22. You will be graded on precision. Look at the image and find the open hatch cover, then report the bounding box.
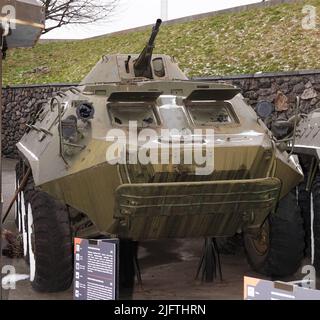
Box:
[186,88,241,102]
[108,91,163,102]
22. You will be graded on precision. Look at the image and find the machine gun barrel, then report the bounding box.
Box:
[134,19,162,78]
[147,18,162,46]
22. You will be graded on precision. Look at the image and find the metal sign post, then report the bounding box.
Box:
[0,0,44,300]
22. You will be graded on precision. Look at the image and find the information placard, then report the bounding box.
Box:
[74,238,119,300]
[244,276,320,300]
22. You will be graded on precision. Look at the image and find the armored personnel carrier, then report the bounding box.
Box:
[287,106,320,273]
[14,20,305,293]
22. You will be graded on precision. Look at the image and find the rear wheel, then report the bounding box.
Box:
[244,192,305,277]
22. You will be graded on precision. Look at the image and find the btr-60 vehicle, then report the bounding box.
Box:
[285,106,320,274]
[14,20,304,292]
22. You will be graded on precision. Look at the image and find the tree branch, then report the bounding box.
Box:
[40,0,119,34]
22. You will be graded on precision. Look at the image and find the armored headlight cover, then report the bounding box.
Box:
[76,103,95,120]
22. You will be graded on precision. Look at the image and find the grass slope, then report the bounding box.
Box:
[4,0,320,85]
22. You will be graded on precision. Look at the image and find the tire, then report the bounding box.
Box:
[20,171,73,292]
[312,172,320,273]
[244,192,305,277]
[297,155,312,257]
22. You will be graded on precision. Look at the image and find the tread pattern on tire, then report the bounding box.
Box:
[245,192,305,277]
[23,173,73,293]
[297,155,312,256]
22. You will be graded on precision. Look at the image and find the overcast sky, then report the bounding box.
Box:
[42,0,260,39]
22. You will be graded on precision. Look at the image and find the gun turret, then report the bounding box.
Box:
[134,19,162,79]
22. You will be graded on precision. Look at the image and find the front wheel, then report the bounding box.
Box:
[27,191,73,292]
[18,170,73,292]
[244,192,305,277]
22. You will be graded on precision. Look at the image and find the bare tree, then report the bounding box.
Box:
[40,0,120,34]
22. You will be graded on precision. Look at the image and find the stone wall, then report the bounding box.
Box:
[2,84,75,157]
[199,70,320,120]
[2,69,320,158]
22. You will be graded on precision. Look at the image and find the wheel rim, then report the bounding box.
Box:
[249,221,270,256]
[27,203,36,282]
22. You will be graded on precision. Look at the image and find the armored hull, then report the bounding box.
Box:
[291,108,320,162]
[17,78,302,240]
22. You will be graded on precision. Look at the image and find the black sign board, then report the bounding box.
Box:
[74,238,119,300]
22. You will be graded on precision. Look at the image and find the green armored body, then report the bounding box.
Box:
[15,20,305,292]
